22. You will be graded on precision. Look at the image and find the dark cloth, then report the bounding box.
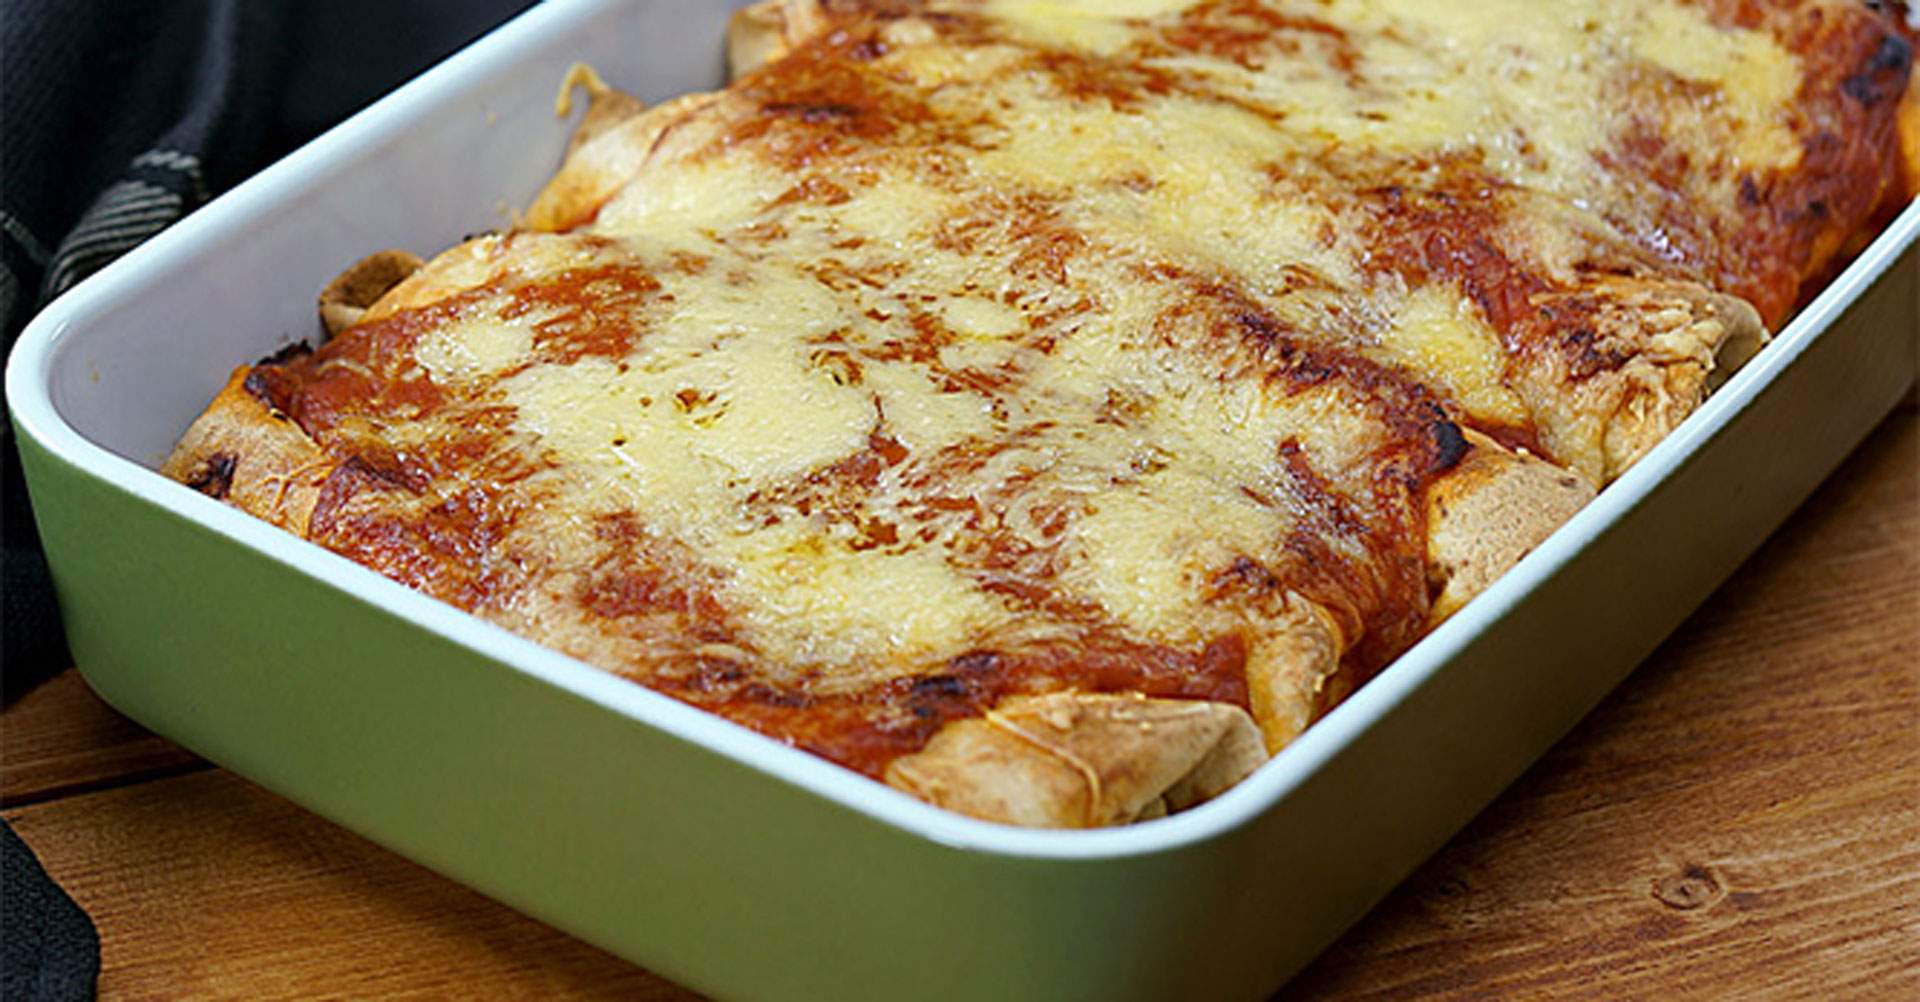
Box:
[1,2,533,995]
[1,820,99,1002]
[2,0,535,696]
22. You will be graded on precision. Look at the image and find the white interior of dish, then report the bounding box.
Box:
[11,0,1919,860]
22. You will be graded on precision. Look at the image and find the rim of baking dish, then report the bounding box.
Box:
[9,0,1919,861]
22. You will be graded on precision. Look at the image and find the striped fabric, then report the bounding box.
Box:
[40,155,197,300]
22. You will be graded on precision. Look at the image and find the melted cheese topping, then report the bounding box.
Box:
[418,0,1814,666]
[415,223,1315,671]
[268,0,1904,774]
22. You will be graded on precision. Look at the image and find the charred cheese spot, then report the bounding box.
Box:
[183,452,238,499]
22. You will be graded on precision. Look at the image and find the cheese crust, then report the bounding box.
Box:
[164,0,1914,827]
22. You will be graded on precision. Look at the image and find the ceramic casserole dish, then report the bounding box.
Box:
[9,1,1919,999]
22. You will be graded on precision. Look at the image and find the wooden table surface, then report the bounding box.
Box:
[5,407,1915,1001]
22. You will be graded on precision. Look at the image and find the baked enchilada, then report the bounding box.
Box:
[164,0,1917,826]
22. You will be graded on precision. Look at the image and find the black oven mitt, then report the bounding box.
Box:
[1,819,98,1002]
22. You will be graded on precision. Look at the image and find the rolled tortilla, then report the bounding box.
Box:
[524,73,723,233]
[1424,430,1597,625]
[1522,278,1765,484]
[161,367,334,536]
[1244,597,1348,754]
[884,691,1268,828]
[318,249,424,337]
[728,0,831,78]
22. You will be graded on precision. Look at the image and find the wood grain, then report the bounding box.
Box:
[1,668,204,807]
[5,770,695,1001]
[1,412,1913,1000]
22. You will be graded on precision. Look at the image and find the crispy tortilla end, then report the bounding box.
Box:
[1425,431,1597,625]
[525,83,724,233]
[318,249,425,337]
[161,367,333,535]
[728,0,832,78]
[1244,598,1349,754]
[885,692,1268,828]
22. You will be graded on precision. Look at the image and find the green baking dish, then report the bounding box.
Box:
[10,1,1918,998]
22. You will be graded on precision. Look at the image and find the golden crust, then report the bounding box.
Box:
[727,0,832,79]
[161,368,333,536]
[883,691,1267,828]
[523,89,729,233]
[1424,432,1597,625]
[554,63,648,158]
[357,236,505,323]
[1243,598,1347,755]
[1520,279,1766,483]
